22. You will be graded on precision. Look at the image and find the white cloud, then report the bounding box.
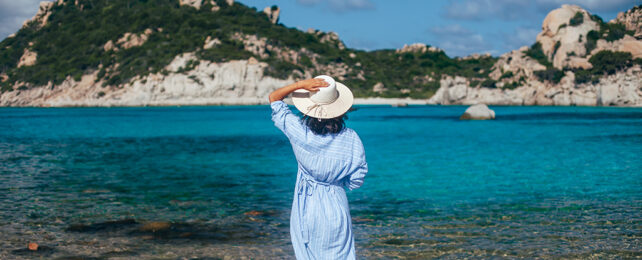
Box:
[429,24,496,57]
[503,26,540,49]
[430,24,471,36]
[444,0,638,21]
[535,0,637,12]
[295,0,375,12]
[444,0,532,21]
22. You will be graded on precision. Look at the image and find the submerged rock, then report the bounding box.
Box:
[460,104,495,120]
[244,210,265,216]
[66,219,138,232]
[139,221,171,232]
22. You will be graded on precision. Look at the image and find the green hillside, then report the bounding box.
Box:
[0,0,496,98]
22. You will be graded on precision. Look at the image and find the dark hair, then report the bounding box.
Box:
[304,114,347,135]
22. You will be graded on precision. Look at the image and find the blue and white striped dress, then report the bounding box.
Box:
[270,101,368,259]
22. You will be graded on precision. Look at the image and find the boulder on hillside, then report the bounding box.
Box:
[372,82,386,93]
[489,46,547,81]
[22,1,54,29]
[17,49,37,68]
[263,6,280,24]
[535,5,600,69]
[179,0,220,10]
[396,43,441,53]
[460,104,495,120]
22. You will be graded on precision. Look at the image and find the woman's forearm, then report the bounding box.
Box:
[269,82,301,103]
[269,78,329,103]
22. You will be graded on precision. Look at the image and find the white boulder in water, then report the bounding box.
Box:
[460,104,495,120]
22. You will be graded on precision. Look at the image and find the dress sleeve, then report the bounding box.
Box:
[270,100,305,140]
[347,131,368,190]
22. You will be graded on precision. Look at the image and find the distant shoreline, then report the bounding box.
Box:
[2,97,642,108]
[0,97,430,107]
[353,97,428,105]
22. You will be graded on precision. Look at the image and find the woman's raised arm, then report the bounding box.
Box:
[268,78,329,103]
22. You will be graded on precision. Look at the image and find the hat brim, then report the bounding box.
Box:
[291,82,354,119]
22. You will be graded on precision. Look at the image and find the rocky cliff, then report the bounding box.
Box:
[0,1,640,107]
[429,5,642,107]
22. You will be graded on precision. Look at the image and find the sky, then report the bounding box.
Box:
[0,0,639,57]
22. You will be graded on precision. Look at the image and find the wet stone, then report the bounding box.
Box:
[28,242,38,250]
[139,221,171,232]
[244,210,264,216]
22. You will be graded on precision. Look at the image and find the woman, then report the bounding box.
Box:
[269,75,368,259]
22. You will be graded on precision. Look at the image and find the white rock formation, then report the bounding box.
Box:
[231,32,270,59]
[118,29,153,49]
[535,5,600,69]
[104,29,155,51]
[0,52,293,107]
[319,32,345,50]
[489,46,547,82]
[595,67,642,106]
[203,36,221,49]
[460,104,495,120]
[592,35,642,59]
[372,82,386,93]
[103,40,117,51]
[459,53,491,60]
[17,49,37,68]
[263,6,280,24]
[179,0,219,10]
[428,66,642,107]
[22,1,54,29]
[396,43,441,53]
[427,5,642,107]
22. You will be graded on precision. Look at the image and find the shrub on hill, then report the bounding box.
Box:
[601,23,632,42]
[589,50,633,74]
[574,50,634,84]
[569,12,584,26]
[524,42,553,68]
[534,68,564,84]
[585,30,600,54]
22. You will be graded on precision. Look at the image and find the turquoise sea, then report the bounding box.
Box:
[1,105,640,259]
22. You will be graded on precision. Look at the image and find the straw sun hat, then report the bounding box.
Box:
[291,75,354,119]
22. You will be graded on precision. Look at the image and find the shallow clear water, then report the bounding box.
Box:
[1,105,640,258]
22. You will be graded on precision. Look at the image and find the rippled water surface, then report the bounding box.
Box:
[1,105,641,259]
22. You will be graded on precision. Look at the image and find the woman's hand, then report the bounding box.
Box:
[268,78,330,103]
[298,78,329,92]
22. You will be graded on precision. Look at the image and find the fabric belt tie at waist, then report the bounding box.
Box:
[297,174,340,196]
[297,173,342,244]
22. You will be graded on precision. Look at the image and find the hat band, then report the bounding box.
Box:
[291,90,339,105]
[306,103,327,118]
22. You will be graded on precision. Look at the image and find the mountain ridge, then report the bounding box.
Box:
[0,0,640,106]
